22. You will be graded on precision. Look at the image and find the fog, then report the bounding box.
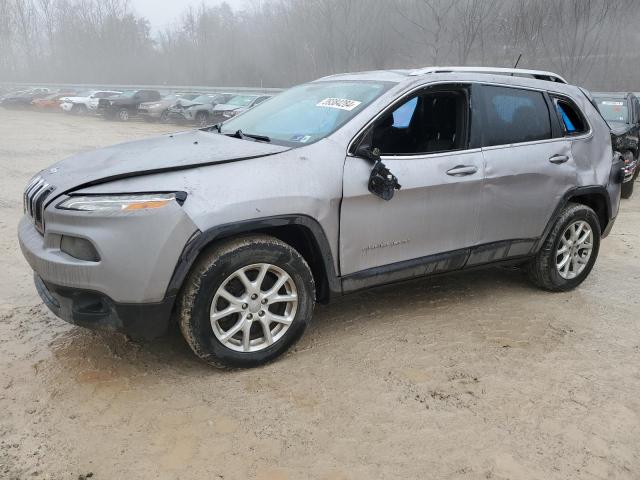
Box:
[1,0,639,90]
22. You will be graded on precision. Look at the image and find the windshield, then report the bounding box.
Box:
[595,97,629,123]
[226,95,258,107]
[219,81,394,145]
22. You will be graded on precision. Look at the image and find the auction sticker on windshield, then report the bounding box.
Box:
[316,98,362,111]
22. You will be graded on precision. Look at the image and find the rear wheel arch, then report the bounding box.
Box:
[567,190,609,232]
[167,216,341,305]
[537,187,610,252]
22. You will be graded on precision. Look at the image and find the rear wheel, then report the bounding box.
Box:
[118,108,130,121]
[526,203,600,292]
[178,235,315,368]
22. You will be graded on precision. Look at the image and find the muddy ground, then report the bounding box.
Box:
[0,109,639,480]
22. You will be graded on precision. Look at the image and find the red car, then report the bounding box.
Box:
[31,92,76,110]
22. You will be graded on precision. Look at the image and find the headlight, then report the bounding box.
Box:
[57,193,183,212]
[222,110,237,118]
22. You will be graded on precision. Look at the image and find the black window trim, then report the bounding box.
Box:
[550,93,591,138]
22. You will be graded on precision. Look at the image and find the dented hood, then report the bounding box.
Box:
[36,129,290,197]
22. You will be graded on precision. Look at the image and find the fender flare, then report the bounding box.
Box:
[535,185,612,252]
[164,214,342,301]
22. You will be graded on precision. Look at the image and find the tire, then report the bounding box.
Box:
[621,179,635,199]
[118,108,130,121]
[621,151,636,199]
[160,110,170,123]
[72,104,87,115]
[526,202,600,292]
[178,234,315,368]
[195,111,209,127]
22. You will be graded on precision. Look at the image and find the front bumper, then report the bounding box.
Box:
[18,201,198,304]
[138,108,162,119]
[35,274,174,339]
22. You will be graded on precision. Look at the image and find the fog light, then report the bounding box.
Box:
[60,235,100,262]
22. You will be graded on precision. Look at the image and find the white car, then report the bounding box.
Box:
[60,90,122,115]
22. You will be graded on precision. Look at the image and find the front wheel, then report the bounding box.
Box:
[178,235,315,368]
[621,179,635,199]
[526,203,600,292]
[195,111,209,127]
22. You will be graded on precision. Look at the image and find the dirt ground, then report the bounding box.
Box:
[0,109,639,480]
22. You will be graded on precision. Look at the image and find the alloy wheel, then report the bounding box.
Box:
[210,263,298,352]
[555,220,593,279]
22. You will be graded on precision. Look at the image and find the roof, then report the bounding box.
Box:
[314,66,583,97]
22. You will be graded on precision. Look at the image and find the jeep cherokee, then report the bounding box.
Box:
[18,67,623,368]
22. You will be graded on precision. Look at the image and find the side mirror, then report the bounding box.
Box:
[355,142,401,201]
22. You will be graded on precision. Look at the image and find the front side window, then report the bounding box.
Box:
[220,81,394,146]
[370,89,468,155]
[481,85,551,147]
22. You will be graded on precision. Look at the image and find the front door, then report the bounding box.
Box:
[340,84,485,276]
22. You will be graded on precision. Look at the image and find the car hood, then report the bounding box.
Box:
[608,121,631,135]
[213,104,243,112]
[35,130,290,199]
[140,99,172,109]
[60,96,90,103]
[174,98,206,108]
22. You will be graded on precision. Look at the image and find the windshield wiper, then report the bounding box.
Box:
[224,129,271,143]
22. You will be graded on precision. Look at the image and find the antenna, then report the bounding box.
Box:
[513,54,523,69]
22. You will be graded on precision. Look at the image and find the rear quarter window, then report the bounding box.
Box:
[481,85,552,147]
[553,97,589,136]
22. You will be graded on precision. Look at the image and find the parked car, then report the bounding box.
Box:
[60,90,122,115]
[97,90,162,121]
[1,88,51,109]
[593,92,640,198]
[19,67,623,368]
[208,94,272,125]
[167,93,233,126]
[31,92,77,111]
[138,93,201,123]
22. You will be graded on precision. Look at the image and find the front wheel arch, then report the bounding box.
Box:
[166,216,341,306]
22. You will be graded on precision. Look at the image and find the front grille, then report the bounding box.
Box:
[23,176,55,233]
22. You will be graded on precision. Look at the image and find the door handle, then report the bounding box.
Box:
[446,165,478,176]
[549,154,570,164]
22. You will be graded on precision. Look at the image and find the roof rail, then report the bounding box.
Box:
[408,66,568,84]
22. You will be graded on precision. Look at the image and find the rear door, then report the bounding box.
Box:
[340,83,485,275]
[477,84,576,245]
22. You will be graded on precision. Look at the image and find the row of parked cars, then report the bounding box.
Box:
[0,86,273,127]
[1,84,638,199]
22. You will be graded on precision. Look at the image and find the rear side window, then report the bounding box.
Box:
[481,85,551,147]
[554,97,588,135]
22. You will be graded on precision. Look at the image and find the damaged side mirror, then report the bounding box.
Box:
[355,141,401,201]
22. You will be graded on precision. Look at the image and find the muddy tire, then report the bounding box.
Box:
[178,235,315,368]
[526,203,600,292]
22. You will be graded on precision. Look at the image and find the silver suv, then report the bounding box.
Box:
[19,67,623,368]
